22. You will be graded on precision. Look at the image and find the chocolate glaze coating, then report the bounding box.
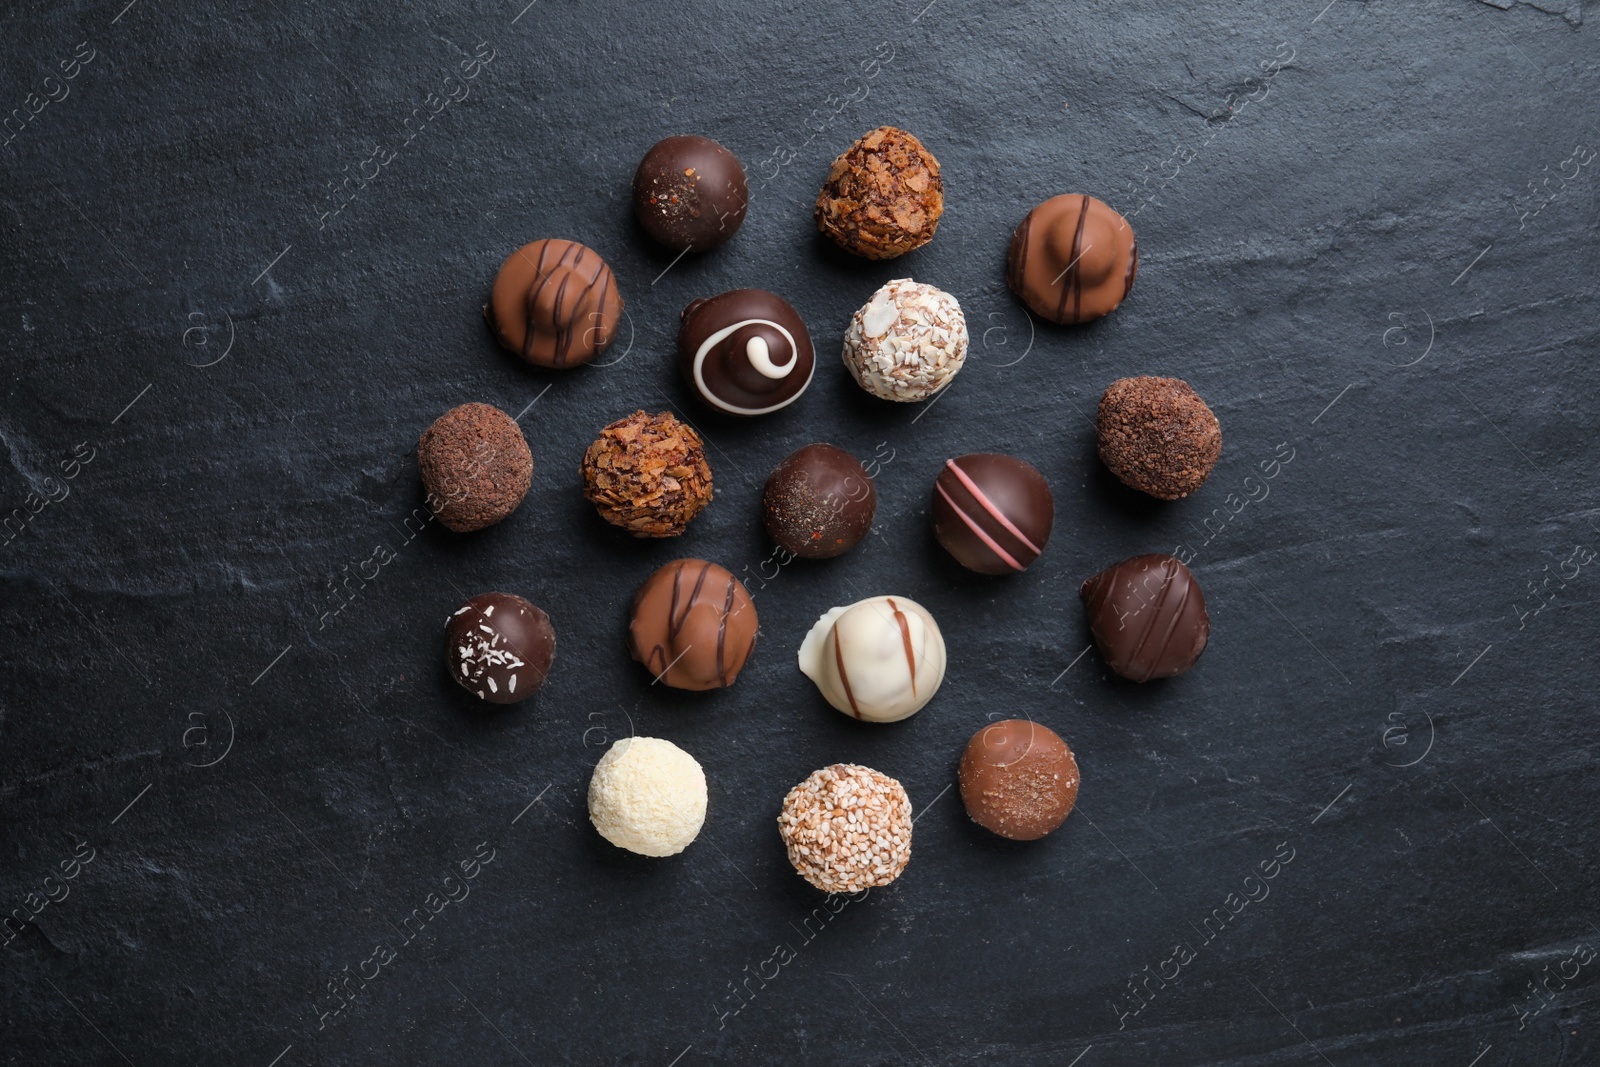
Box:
[762,443,876,559]
[416,402,533,533]
[679,289,815,416]
[1080,553,1209,682]
[487,238,622,368]
[633,135,748,251]
[931,453,1053,575]
[958,719,1080,840]
[627,559,757,690]
[1007,194,1137,324]
[444,592,555,704]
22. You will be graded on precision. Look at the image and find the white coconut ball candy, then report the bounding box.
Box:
[797,595,947,722]
[841,278,968,402]
[587,737,708,857]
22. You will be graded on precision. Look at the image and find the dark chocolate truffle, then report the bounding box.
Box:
[1080,553,1209,682]
[958,719,1080,840]
[444,592,555,704]
[1007,194,1137,324]
[931,454,1053,575]
[628,559,757,690]
[580,410,713,538]
[679,289,815,416]
[417,402,533,533]
[814,126,943,259]
[487,239,622,368]
[762,444,876,559]
[1096,376,1221,500]
[632,135,748,251]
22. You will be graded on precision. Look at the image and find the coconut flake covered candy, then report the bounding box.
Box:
[588,737,707,857]
[778,764,912,892]
[841,278,968,402]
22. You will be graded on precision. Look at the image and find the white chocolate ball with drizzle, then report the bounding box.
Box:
[798,595,946,722]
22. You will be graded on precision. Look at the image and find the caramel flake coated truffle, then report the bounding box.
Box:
[1080,553,1210,682]
[814,126,944,260]
[1007,194,1137,324]
[1096,376,1221,500]
[580,411,714,538]
[628,559,758,690]
[487,238,622,368]
[416,402,533,533]
[958,719,1080,840]
[842,279,968,402]
[778,764,912,892]
[588,737,707,857]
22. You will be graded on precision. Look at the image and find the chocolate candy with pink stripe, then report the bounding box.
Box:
[931,453,1054,575]
[1080,553,1209,682]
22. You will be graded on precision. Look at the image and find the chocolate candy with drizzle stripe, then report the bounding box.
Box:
[1080,553,1209,682]
[797,595,946,722]
[931,453,1054,575]
[627,559,758,691]
[1006,194,1137,325]
[486,238,623,369]
[678,288,815,416]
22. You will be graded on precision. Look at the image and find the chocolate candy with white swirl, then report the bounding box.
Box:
[678,289,815,416]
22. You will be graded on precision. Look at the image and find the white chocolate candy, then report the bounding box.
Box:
[798,595,946,722]
[588,737,707,856]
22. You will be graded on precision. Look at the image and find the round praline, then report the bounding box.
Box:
[627,559,758,691]
[1096,376,1221,500]
[797,595,945,722]
[486,238,622,369]
[931,453,1054,575]
[579,411,714,538]
[443,592,555,704]
[416,402,533,533]
[632,135,748,251]
[1080,553,1210,682]
[678,289,815,416]
[1007,194,1137,324]
[841,278,968,402]
[762,444,876,559]
[958,719,1080,841]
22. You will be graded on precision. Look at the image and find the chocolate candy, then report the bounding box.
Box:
[444,592,555,704]
[779,764,913,892]
[762,444,876,559]
[931,454,1053,575]
[1097,376,1221,500]
[417,402,533,533]
[1007,194,1137,324]
[842,279,968,402]
[958,719,1080,840]
[628,559,757,690]
[632,135,748,251]
[1080,554,1209,682]
[678,289,815,416]
[797,595,945,722]
[815,126,943,259]
[580,411,713,538]
[487,239,622,368]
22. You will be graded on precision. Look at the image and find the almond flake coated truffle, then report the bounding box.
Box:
[814,126,944,260]
[416,402,534,533]
[842,279,969,402]
[1096,376,1221,500]
[580,410,714,537]
[588,737,707,857]
[778,764,912,892]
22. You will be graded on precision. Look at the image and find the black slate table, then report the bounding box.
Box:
[3,1,1597,1064]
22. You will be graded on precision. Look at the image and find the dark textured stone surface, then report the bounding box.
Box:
[2,1,1597,1064]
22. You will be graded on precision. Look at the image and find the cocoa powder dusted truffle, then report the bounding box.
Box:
[778,764,913,892]
[1096,376,1221,500]
[814,126,943,260]
[580,410,713,537]
[416,402,533,533]
[842,278,968,402]
[958,719,1079,840]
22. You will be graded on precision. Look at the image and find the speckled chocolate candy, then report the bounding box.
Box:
[444,592,555,704]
